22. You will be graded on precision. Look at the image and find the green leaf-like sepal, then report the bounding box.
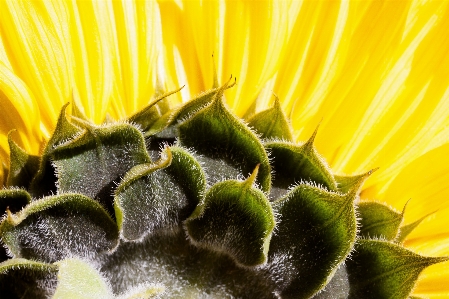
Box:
[147,87,221,137]
[0,193,118,263]
[128,87,183,134]
[0,258,58,298]
[6,132,40,189]
[185,165,275,266]
[179,85,271,192]
[266,133,336,198]
[347,239,448,299]
[53,258,114,299]
[0,188,31,215]
[267,184,357,299]
[100,227,276,298]
[52,123,151,213]
[0,80,441,297]
[71,100,89,122]
[115,146,206,241]
[30,103,81,197]
[334,168,378,194]
[247,97,293,141]
[358,201,403,241]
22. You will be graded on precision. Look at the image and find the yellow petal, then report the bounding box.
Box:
[338,1,449,194]
[413,261,449,297]
[159,0,293,116]
[109,0,163,118]
[364,142,449,269]
[66,0,117,123]
[275,1,449,200]
[363,143,449,231]
[274,0,352,122]
[406,233,449,257]
[0,63,44,162]
[0,27,13,70]
[158,0,200,105]
[0,162,4,186]
[0,0,73,131]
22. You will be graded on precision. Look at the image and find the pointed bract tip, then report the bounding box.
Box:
[367,167,379,176]
[7,129,17,140]
[272,94,281,108]
[402,198,412,215]
[305,123,321,148]
[62,102,71,109]
[6,207,19,226]
[220,75,233,91]
[7,130,24,157]
[212,76,237,107]
[60,102,71,116]
[158,146,173,168]
[346,168,377,198]
[223,75,237,89]
[103,113,115,124]
[245,164,260,188]
[152,86,184,105]
[428,255,449,266]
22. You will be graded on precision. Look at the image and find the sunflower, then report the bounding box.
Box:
[0,0,448,298]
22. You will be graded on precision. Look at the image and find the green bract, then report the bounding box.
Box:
[0,83,445,299]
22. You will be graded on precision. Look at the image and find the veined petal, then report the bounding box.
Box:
[406,234,449,257]
[0,63,44,162]
[413,261,449,297]
[110,0,163,118]
[277,1,449,199]
[158,0,201,105]
[274,0,352,123]
[159,0,293,116]
[336,1,449,193]
[67,0,116,123]
[366,143,449,240]
[286,0,412,146]
[0,0,73,131]
[0,29,13,70]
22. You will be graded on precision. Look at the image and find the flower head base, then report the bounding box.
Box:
[0,83,446,298]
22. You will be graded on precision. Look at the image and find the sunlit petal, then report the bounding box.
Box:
[159,0,294,116]
[65,0,117,123]
[414,261,449,297]
[363,142,449,295]
[0,63,45,161]
[271,1,449,202]
[0,29,13,70]
[110,0,163,118]
[274,0,352,122]
[0,0,73,131]
[365,143,449,237]
[158,0,200,105]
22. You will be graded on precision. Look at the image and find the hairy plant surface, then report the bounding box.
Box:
[0,83,445,299]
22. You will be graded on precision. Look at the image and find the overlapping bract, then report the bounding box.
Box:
[0,85,445,299]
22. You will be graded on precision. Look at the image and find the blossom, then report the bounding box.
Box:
[0,0,448,297]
